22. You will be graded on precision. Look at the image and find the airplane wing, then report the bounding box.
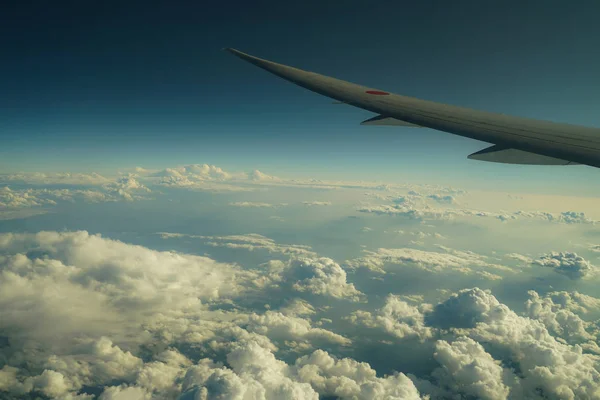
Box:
[225,48,600,168]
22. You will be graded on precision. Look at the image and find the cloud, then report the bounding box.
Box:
[5,159,600,400]
[525,291,598,345]
[504,253,534,264]
[0,231,261,344]
[3,230,600,399]
[559,211,594,224]
[0,186,59,208]
[346,246,510,280]
[0,176,150,218]
[268,258,363,301]
[247,169,281,182]
[513,210,596,224]
[542,291,600,315]
[343,287,600,399]
[247,311,352,348]
[357,202,496,222]
[386,230,447,242]
[143,163,471,196]
[0,231,368,399]
[229,201,282,208]
[0,186,127,208]
[426,287,504,329]
[99,386,150,399]
[102,174,151,201]
[432,336,510,400]
[180,342,422,400]
[533,252,597,279]
[427,288,600,400]
[158,234,361,301]
[181,341,320,400]
[346,294,433,341]
[0,186,143,220]
[148,164,253,192]
[358,200,597,225]
[427,194,456,204]
[292,349,422,400]
[151,164,232,181]
[158,232,317,258]
[0,172,110,186]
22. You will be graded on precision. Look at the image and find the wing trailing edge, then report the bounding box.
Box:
[468,145,578,165]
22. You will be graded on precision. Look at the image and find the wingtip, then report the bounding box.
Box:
[223,48,270,67]
[223,47,243,56]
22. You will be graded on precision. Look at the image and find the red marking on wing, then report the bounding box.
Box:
[365,90,390,95]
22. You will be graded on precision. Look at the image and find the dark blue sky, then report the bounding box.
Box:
[2,0,600,188]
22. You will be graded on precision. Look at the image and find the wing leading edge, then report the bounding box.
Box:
[225,48,600,168]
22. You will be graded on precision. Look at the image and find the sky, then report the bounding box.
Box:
[2,0,600,191]
[2,1,600,399]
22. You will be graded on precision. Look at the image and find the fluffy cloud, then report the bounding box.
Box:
[0,231,368,399]
[148,164,253,192]
[346,287,600,399]
[247,169,281,182]
[432,337,510,400]
[181,342,320,399]
[3,230,600,399]
[426,288,504,329]
[102,174,151,201]
[542,291,600,315]
[179,342,422,400]
[158,233,361,301]
[266,258,363,301]
[292,350,422,400]
[525,291,598,345]
[428,288,600,400]
[0,186,59,208]
[533,252,597,279]
[247,311,351,348]
[0,231,251,347]
[346,294,433,340]
[510,210,596,224]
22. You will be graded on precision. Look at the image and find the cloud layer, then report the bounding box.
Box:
[1,231,599,399]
